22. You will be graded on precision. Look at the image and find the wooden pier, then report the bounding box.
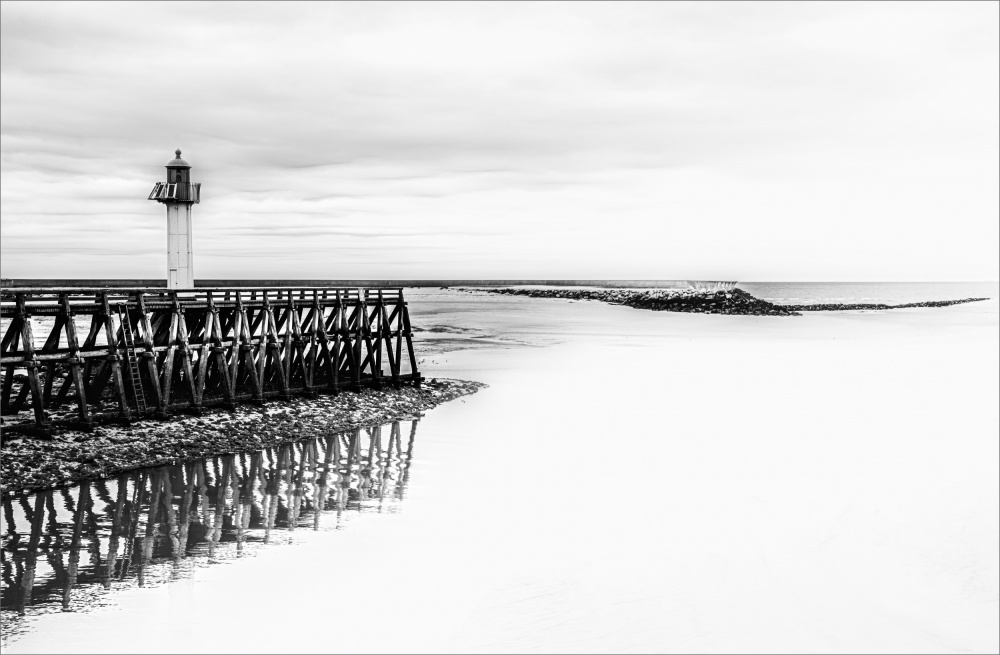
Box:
[0,287,422,434]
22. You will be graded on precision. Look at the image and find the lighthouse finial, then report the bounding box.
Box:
[175,149,182,158]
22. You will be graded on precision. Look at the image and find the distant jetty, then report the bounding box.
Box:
[460,287,989,316]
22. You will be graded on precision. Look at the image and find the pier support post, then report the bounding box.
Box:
[99,292,132,423]
[134,292,165,416]
[60,293,93,429]
[17,294,51,434]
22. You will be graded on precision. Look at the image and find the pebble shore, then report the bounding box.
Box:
[460,287,988,316]
[1,378,486,496]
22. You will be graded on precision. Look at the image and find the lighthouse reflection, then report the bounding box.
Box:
[0,419,419,641]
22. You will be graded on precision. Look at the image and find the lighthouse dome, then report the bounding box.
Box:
[166,149,191,168]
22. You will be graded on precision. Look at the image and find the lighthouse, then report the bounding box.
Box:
[148,149,201,289]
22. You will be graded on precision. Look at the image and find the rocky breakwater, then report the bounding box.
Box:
[1,378,486,496]
[464,287,800,316]
[462,287,989,316]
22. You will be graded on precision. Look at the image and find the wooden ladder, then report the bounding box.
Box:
[117,304,147,415]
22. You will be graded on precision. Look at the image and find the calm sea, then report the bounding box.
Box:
[2,281,998,653]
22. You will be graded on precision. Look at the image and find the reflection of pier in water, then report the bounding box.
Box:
[0,419,418,641]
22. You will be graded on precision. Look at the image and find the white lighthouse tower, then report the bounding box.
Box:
[149,149,201,289]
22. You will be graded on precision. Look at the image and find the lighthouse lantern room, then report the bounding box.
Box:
[149,149,201,289]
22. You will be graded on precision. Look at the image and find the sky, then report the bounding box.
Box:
[1,1,997,281]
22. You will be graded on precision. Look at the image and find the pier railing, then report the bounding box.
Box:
[1,287,421,433]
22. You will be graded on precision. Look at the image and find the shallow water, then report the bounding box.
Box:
[2,283,998,653]
[737,281,999,306]
[1,420,420,646]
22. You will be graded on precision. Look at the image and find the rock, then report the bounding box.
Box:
[2,378,488,496]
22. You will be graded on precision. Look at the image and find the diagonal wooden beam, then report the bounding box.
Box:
[58,294,92,427]
[135,292,164,415]
[99,292,131,422]
[17,293,50,430]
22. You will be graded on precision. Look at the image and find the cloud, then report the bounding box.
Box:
[1,1,997,281]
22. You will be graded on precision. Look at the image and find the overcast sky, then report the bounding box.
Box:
[1,1,997,281]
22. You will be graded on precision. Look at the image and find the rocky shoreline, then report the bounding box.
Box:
[459,287,988,316]
[1,378,486,496]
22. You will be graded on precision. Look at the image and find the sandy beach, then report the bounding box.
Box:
[3,285,997,654]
